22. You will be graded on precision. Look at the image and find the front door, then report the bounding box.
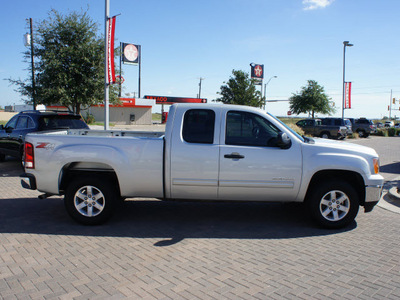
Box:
[218,110,302,202]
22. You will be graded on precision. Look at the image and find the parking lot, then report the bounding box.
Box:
[0,136,399,299]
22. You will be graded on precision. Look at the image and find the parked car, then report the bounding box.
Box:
[348,118,376,138]
[296,119,347,139]
[21,103,384,229]
[0,110,89,161]
[320,118,353,136]
[384,121,394,128]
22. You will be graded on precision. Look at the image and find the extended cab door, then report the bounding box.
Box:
[218,109,302,201]
[168,107,221,200]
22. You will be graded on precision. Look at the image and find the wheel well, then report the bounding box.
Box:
[305,170,365,205]
[59,163,120,196]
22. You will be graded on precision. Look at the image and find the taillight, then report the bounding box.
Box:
[24,142,35,169]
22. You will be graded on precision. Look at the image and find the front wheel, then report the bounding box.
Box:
[64,177,118,225]
[307,180,359,229]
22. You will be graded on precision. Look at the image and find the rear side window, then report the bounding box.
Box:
[334,119,342,126]
[321,119,330,125]
[38,116,89,130]
[182,109,215,144]
[16,116,29,129]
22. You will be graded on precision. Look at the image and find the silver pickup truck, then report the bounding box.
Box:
[20,104,384,228]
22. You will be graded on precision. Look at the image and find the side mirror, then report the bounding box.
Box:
[276,132,291,149]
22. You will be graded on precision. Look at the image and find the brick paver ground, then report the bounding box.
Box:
[0,136,399,299]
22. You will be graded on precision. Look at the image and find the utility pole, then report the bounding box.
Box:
[28,18,36,110]
[198,77,204,98]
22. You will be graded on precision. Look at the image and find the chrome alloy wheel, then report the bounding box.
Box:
[319,190,350,222]
[73,185,105,217]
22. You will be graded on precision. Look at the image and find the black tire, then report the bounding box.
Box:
[357,130,366,138]
[0,153,5,162]
[307,180,359,229]
[320,132,330,139]
[64,176,118,225]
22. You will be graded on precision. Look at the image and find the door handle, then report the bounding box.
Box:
[224,153,245,159]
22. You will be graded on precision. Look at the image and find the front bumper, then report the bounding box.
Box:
[364,184,383,212]
[20,173,37,190]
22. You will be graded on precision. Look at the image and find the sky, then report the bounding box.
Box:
[1,0,399,119]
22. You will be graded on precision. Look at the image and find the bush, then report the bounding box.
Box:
[84,113,95,124]
[287,123,305,136]
[374,128,388,137]
[347,133,358,139]
[388,127,396,137]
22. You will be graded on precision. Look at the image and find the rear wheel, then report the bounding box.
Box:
[307,180,359,229]
[320,132,330,139]
[357,130,366,138]
[64,177,118,225]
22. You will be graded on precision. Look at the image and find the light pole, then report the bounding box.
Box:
[24,18,36,110]
[264,76,277,110]
[342,41,353,120]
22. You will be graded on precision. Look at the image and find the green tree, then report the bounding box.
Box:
[216,70,263,107]
[289,80,335,118]
[7,9,119,114]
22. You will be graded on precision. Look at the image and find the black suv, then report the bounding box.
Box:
[348,118,376,138]
[0,110,89,161]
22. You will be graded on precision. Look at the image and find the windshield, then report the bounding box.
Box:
[267,113,305,142]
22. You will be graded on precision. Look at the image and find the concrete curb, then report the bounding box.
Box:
[388,186,400,200]
[377,175,400,214]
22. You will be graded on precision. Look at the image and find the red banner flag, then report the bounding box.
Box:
[107,16,116,84]
[345,82,352,109]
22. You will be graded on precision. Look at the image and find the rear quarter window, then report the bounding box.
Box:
[38,116,89,130]
[182,109,215,144]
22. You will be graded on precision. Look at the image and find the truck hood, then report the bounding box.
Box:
[309,138,378,158]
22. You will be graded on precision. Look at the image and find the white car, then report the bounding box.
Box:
[384,121,394,127]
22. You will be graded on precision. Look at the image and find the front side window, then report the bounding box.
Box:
[226,111,280,147]
[182,109,215,144]
[5,116,18,129]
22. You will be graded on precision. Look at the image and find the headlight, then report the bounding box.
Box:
[373,158,380,174]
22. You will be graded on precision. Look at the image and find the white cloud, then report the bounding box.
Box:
[302,0,335,10]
